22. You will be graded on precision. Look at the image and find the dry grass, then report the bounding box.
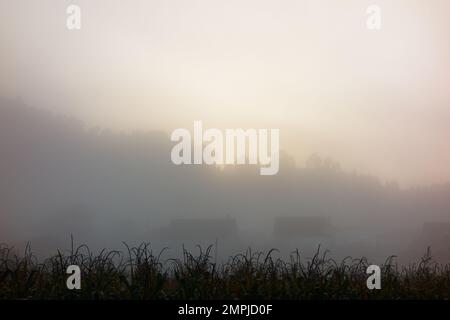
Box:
[1,242,449,300]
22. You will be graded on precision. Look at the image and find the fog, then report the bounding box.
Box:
[1,97,449,263]
[2,0,450,186]
[1,1,450,263]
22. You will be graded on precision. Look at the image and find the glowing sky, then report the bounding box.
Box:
[1,0,450,186]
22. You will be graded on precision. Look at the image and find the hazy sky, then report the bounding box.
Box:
[1,0,450,186]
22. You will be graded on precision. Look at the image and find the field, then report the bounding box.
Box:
[1,242,449,300]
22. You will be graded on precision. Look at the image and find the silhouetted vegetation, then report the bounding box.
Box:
[1,243,449,300]
[2,100,450,262]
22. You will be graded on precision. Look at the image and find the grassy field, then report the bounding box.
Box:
[1,242,449,300]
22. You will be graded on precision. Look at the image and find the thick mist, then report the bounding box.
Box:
[1,98,449,263]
